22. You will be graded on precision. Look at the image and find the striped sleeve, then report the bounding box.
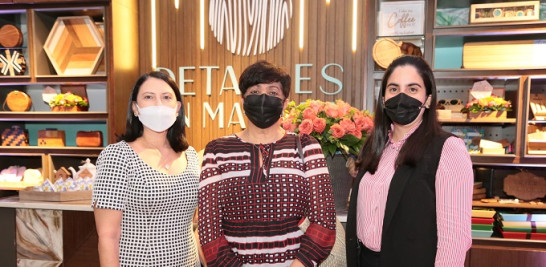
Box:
[296,135,337,266]
[198,140,242,267]
[435,136,473,267]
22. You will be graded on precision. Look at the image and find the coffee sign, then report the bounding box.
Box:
[378,1,425,36]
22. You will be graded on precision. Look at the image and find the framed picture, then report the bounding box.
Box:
[470,1,540,24]
[377,1,425,36]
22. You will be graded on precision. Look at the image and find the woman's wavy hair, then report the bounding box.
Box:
[356,55,441,173]
[119,71,189,152]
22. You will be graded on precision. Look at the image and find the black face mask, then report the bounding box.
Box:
[384,93,425,125]
[243,94,284,129]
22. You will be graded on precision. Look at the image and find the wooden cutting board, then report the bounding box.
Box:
[0,24,23,48]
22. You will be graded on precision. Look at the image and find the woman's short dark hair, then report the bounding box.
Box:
[119,71,189,152]
[239,60,291,99]
[357,55,442,173]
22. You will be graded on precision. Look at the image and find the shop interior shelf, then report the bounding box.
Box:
[472,200,546,210]
[439,118,517,124]
[0,112,107,121]
[433,21,546,36]
[0,146,103,156]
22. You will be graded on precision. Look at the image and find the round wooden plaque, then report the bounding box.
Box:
[5,90,32,111]
[0,24,23,48]
[373,38,403,69]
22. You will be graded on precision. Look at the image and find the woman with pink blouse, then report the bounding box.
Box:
[346,55,473,267]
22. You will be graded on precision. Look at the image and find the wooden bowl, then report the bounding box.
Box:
[43,16,104,75]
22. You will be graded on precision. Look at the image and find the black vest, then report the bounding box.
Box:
[346,132,451,267]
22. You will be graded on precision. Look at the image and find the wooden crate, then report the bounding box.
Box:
[43,16,104,75]
[463,40,546,69]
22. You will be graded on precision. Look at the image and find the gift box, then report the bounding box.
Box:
[76,130,103,147]
[471,229,493,238]
[472,217,495,225]
[472,209,496,218]
[500,221,546,233]
[500,230,546,240]
[1,126,29,146]
[499,212,546,222]
[37,129,65,147]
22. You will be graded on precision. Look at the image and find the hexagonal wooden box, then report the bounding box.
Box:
[43,16,104,75]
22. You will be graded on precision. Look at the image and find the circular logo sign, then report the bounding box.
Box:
[209,0,293,56]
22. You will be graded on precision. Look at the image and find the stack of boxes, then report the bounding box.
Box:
[471,208,496,238]
[496,212,546,240]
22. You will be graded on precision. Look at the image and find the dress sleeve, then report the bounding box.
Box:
[435,136,473,267]
[296,135,337,266]
[91,143,129,210]
[198,141,242,267]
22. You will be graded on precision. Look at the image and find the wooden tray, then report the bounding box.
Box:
[19,190,92,202]
[43,16,104,75]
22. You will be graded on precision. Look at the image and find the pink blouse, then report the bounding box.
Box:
[356,125,473,267]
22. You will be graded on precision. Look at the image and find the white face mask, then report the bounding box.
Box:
[136,105,178,132]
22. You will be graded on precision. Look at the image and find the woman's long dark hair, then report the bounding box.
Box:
[119,71,189,152]
[356,56,442,174]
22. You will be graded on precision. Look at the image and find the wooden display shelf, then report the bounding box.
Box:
[439,118,517,124]
[0,111,107,121]
[432,69,546,79]
[433,21,546,36]
[375,69,546,80]
[472,200,546,210]
[0,146,103,156]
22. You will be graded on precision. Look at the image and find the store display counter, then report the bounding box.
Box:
[0,196,98,267]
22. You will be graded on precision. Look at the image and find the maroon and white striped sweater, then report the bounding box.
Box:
[198,132,336,267]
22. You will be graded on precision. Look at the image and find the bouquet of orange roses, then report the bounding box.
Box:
[282,99,373,158]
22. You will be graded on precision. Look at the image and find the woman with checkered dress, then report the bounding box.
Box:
[92,71,202,266]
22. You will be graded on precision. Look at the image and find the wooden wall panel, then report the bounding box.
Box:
[138,0,369,151]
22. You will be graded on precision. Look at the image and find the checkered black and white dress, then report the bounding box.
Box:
[92,141,200,267]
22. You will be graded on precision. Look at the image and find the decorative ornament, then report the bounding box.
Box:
[0,49,26,76]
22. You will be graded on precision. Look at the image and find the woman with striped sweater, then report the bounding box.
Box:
[198,61,336,267]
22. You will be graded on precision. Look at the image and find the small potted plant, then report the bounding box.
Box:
[49,92,89,112]
[461,95,512,120]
